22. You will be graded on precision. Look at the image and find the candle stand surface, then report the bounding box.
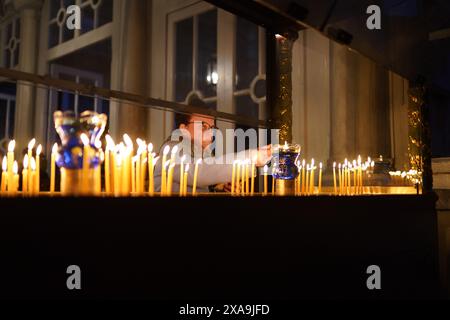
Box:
[0,194,439,299]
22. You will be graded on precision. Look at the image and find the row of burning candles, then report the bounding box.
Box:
[238,156,376,196]
[1,137,375,196]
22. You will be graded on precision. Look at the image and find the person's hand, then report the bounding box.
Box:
[255,145,272,167]
[224,182,242,193]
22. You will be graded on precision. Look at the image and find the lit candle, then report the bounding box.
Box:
[161,145,170,196]
[333,162,337,195]
[22,155,29,194]
[318,162,323,194]
[348,164,352,195]
[338,163,342,195]
[179,155,186,197]
[236,160,241,196]
[183,163,189,196]
[105,135,115,195]
[245,160,250,195]
[131,156,137,194]
[50,143,57,194]
[305,164,310,195]
[35,144,42,194]
[263,165,268,195]
[80,133,90,195]
[7,140,15,193]
[149,155,159,196]
[136,149,142,194]
[123,134,134,195]
[1,157,7,193]
[357,155,362,194]
[250,157,256,196]
[29,157,36,196]
[344,158,348,195]
[192,158,201,196]
[12,161,18,195]
[310,159,315,195]
[301,159,306,195]
[27,139,35,192]
[115,154,122,197]
[167,162,175,196]
[147,143,154,195]
[231,160,237,195]
[352,160,357,194]
[140,144,147,194]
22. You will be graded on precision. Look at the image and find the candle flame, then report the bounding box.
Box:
[185,164,190,172]
[196,158,202,165]
[147,143,153,153]
[171,145,179,155]
[13,161,18,174]
[283,141,288,150]
[371,161,375,167]
[333,161,336,168]
[263,165,268,174]
[352,159,356,167]
[358,155,361,165]
[181,155,186,163]
[23,154,29,169]
[163,145,170,156]
[28,138,36,150]
[338,163,341,169]
[311,158,314,166]
[30,157,36,171]
[344,158,348,165]
[36,144,42,156]
[80,133,89,146]
[153,156,160,166]
[2,157,6,171]
[52,143,58,154]
[320,162,323,169]
[306,164,310,171]
[123,134,133,148]
[105,135,115,150]
[8,140,15,152]
[302,159,305,166]
[95,140,102,149]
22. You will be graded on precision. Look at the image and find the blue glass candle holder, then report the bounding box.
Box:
[272,143,301,180]
[54,110,107,195]
[54,110,107,169]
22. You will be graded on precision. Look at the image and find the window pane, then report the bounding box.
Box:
[0,100,6,138]
[196,9,217,98]
[57,91,75,112]
[175,17,193,102]
[98,0,113,27]
[235,17,259,90]
[81,5,95,34]
[235,94,258,120]
[8,100,14,138]
[78,95,95,113]
[48,23,59,48]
